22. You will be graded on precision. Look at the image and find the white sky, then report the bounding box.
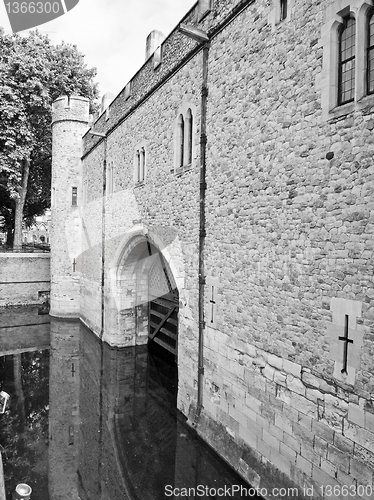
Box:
[0,0,196,98]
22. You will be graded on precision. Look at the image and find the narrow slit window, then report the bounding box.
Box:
[140,148,145,182]
[107,162,114,195]
[280,0,287,21]
[136,151,141,183]
[210,285,216,324]
[338,17,356,105]
[186,108,193,165]
[178,114,184,168]
[367,11,374,95]
[72,187,77,206]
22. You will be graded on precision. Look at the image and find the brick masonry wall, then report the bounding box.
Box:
[0,254,50,306]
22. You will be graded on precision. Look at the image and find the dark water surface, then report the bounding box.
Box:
[0,307,257,500]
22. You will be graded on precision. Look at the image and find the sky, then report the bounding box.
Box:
[0,0,196,98]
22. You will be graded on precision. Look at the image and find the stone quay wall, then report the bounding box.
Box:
[0,253,50,307]
[51,0,374,497]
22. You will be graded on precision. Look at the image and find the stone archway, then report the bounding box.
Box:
[109,230,181,358]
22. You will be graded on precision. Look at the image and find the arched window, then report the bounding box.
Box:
[140,147,145,182]
[177,114,184,168]
[186,108,193,165]
[174,105,195,173]
[338,17,356,105]
[136,150,141,182]
[106,161,114,195]
[367,11,374,95]
[134,145,146,184]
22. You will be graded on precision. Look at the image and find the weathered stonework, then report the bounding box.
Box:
[0,253,50,306]
[51,0,374,497]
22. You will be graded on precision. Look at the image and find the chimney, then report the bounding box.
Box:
[145,30,165,61]
[100,92,115,114]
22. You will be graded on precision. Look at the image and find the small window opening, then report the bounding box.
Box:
[140,148,145,182]
[72,187,77,206]
[178,115,185,168]
[280,0,287,20]
[186,108,193,165]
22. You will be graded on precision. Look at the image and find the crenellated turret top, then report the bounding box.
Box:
[52,95,90,126]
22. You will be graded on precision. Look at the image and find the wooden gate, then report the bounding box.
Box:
[148,253,178,358]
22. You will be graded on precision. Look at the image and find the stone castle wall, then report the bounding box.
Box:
[50,96,90,318]
[51,0,374,497]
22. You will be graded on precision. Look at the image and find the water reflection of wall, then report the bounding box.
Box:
[0,306,49,355]
[49,321,252,500]
[78,324,149,500]
[49,318,80,500]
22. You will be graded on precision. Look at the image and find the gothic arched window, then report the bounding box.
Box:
[177,114,185,168]
[134,145,146,184]
[186,108,193,165]
[338,17,356,105]
[367,11,374,95]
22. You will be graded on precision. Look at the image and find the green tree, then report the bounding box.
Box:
[0,29,99,250]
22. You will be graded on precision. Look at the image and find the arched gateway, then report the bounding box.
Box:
[113,231,180,359]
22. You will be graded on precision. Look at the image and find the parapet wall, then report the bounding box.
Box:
[0,253,50,307]
[82,0,244,155]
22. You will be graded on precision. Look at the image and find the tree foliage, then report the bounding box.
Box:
[0,29,99,248]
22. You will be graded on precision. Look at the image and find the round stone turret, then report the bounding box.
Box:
[50,95,90,318]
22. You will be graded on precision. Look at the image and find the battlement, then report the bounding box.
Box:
[52,95,90,126]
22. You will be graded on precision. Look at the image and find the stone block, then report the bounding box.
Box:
[320,458,337,478]
[287,375,306,396]
[257,437,271,461]
[344,420,374,452]
[274,370,287,386]
[261,402,276,424]
[296,454,313,476]
[314,436,328,459]
[364,409,374,433]
[333,433,354,455]
[245,393,262,413]
[275,413,293,435]
[292,422,315,450]
[229,405,247,428]
[263,428,280,451]
[238,424,257,449]
[305,388,324,403]
[298,413,312,431]
[280,442,297,464]
[289,393,317,417]
[283,432,301,454]
[263,364,275,381]
[312,464,340,489]
[283,359,302,379]
[271,448,292,476]
[302,371,321,389]
[267,353,283,371]
[347,403,365,427]
[349,457,373,486]
[327,444,349,474]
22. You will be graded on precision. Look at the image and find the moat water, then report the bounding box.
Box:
[0,307,260,500]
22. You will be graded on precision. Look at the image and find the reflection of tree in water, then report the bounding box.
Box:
[0,350,49,500]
